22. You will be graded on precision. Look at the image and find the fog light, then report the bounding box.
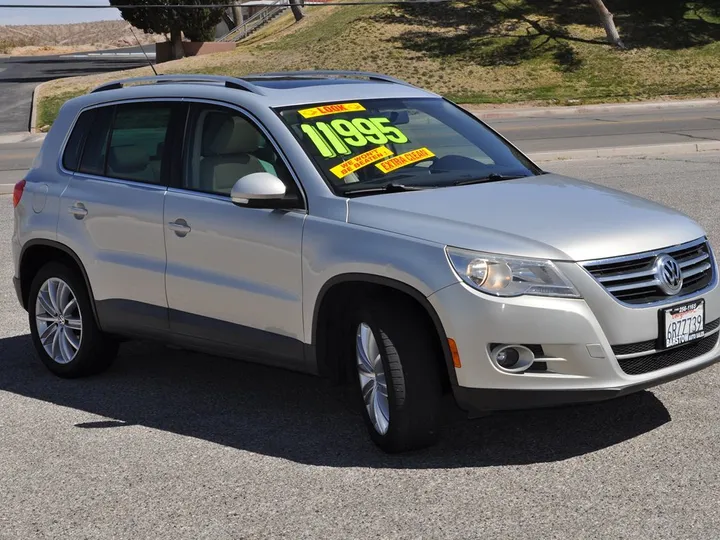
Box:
[496,348,519,368]
[490,345,535,373]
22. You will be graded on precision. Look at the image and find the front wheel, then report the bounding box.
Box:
[28,262,118,378]
[350,298,443,453]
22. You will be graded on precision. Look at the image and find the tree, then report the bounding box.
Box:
[231,5,244,29]
[289,0,304,22]
[588,0,625,48]
[109,0,230,60]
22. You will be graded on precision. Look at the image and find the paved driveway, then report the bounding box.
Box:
[0,153,719,539]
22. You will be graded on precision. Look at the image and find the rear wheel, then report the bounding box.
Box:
[349,297,443,453]
[28,262,118,378]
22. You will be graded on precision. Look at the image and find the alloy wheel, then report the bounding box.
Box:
[356,322,390,435]
[35,277,83,364]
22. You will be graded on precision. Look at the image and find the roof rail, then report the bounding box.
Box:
[246,70,416,88]
[91,74,265,95]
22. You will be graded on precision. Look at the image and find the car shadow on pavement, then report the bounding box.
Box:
[0,334,671,468]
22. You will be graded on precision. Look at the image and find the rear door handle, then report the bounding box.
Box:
[69,203,88,219]
[168,218,191,237]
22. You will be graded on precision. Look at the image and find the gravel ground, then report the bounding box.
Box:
[1,153,719,539]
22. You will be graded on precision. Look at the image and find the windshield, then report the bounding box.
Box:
[276,97,542,196]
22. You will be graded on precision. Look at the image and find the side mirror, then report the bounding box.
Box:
[230,172,298,209]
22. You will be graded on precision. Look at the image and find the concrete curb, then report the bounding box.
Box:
[527,141,720,162]
[0,184,15,195]
[29,80,49,134]
[470,98,720,120]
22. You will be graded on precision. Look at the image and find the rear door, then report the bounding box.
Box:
[56,100,186,336]
[163,102,308,369]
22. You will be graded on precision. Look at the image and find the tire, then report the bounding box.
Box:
[349,296,443,453]
[28,261,118,378]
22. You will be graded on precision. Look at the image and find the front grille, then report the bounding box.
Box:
[582,238,715,305]
[612,318,720,356]
[612,338,658,356]
[706,318,720,332]
[617,333,719,375]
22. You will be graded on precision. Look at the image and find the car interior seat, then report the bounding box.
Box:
[107,145,154,183]
[147,141,164,182]
[199,113,267,194]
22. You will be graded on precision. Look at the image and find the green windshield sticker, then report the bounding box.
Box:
[300,117,409,158]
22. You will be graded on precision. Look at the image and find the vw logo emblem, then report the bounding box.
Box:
[654,254,683,295]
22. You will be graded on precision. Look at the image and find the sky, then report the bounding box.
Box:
[0,0,122,26]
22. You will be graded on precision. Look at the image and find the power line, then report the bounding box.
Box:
[0,1,452,7]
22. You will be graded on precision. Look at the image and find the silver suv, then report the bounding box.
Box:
[11,71,720,452]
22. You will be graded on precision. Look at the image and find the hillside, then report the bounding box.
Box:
[0,20,164,56]
[35,1,720,127]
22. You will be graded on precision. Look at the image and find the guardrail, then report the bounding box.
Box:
[216,1,289,42]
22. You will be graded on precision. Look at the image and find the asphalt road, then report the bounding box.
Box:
[1,152,719,539]
[0,52,153,134]
[484,103,720,153]
[57,45,156,57]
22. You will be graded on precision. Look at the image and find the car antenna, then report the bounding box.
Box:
[128,24,158,76]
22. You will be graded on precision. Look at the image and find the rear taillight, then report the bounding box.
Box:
[12,180,26,208]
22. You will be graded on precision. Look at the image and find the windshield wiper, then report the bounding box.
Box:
[453,173,525,186]
[342,183,430,197]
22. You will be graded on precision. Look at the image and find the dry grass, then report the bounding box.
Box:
[34,2,720,127]
[0,20,163,55]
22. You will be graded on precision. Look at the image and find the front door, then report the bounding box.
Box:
[163,103,307,368]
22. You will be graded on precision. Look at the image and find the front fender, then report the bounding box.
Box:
[301,216,456,345]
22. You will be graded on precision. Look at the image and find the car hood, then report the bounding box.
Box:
[346,173,706,261]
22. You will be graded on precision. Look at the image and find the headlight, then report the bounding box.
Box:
[445,247,581,298]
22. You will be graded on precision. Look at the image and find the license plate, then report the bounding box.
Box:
[662,299,705,349]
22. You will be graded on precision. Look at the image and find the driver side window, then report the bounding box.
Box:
[184,104,293,197]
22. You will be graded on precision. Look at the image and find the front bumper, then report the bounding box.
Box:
[453,354,720,416]
[428,260,720,415]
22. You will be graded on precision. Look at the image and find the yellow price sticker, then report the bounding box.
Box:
[330,146,394,179]
[298,102,366,119]
[376,147,436,174]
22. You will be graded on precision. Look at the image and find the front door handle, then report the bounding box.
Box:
[168,218,191,237]
[69,203,88,219]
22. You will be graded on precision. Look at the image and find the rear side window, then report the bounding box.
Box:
[62,109,96,171]
[107,103,172,184]
[78,106,114,176]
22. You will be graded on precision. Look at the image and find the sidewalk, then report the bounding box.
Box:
[527,140,720,162]
[0,132,46,194]
[0,132,46,145]
[465,97,720,120]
